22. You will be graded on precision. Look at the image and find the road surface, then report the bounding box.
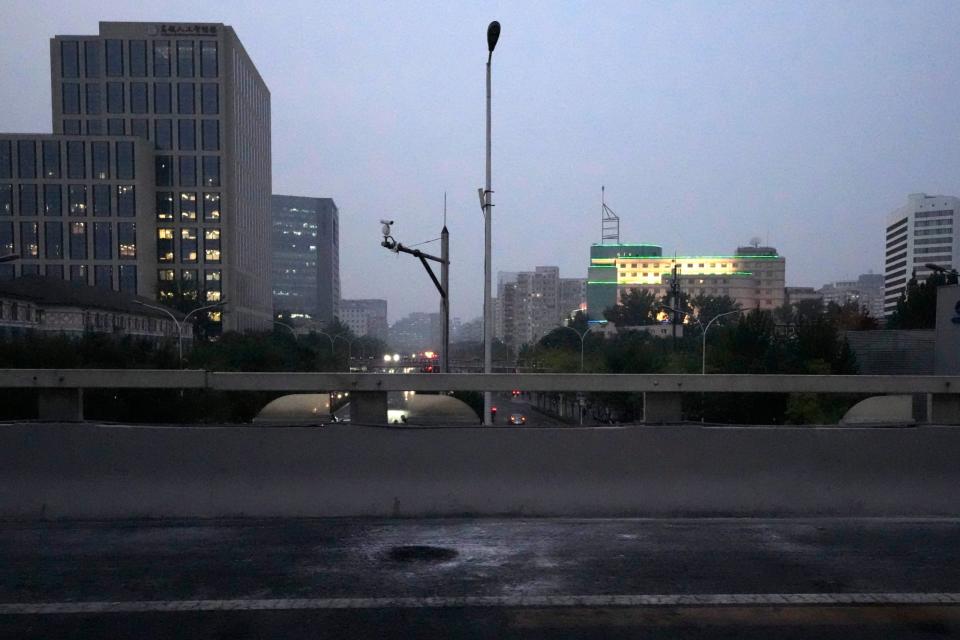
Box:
[2,517,958,638]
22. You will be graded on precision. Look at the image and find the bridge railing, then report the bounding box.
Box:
[5,369,960,424]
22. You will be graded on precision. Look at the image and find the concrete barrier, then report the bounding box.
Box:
[2,423,959,519]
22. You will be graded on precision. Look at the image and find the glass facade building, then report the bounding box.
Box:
[50,22,272,331]
[271,195,340,326]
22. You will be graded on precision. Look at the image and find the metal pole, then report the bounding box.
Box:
[482,46,493,425]
[441,223,450,373]
[702,329,707,375]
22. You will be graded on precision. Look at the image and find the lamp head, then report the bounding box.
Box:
[487,21,500,55]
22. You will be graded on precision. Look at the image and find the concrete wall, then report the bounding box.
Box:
[2,423,959,520]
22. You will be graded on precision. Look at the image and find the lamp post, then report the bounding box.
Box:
[661,306,740,375]
[133,298,226,366]
[481,20,500,426]
[557,324,590,425]
[333,334,355,371]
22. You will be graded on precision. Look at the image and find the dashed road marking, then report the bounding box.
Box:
[0,593,958,615]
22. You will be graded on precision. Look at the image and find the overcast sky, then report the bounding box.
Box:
[2,1,959,322]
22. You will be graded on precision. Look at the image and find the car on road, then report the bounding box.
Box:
[508,413,526,425]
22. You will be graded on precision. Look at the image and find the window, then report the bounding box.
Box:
[45,222,63,259]
[66,141,84,179]
[84,41,101,77]
[179,156,196,186]
[204,228,221,262]
[91,141,110,179]
[119,265,137,293]
[177,41,194,77]
[178,82,195,114]
[68,185,87,216]
[200,41,218,77]
[158,268,176,301]
[107,119,125,135]
[156,192,174,220]
[19,185,37,216]
[94,265,112,289]
[178,119,196,150]
[105,39,123,76]
[117,186,135,217]
[180,192,197,220]
[94,222,112,259]
[202,156,220,186]
[0,222,12,253]
[85,83,102,114]
[203,192,220,221]
[116,141,134,180]
[0,185,11,216]
[131,119,148,139]
[201,120,219,150]
[18,140,36,179]
[181,228,198,262]
[46,264,63,280]
[61,41,79,78]
[20,222,38,257]
[155,119,172,150]
[154,82,171,114]
[130,82,148,113]
[129,40,146,77]
[62,83,81,114]
[157,228,174,262]
[42,140,60,178]
[155,156,173,186]
[201,83,218,114]
[70,264,88,283]
[86,119,104,135]
[181,269,198,301]
[0,141,10,178]
[93,184,111,216]
[21,264,39,276]
[118,222,136,259]
[154,40,171,77]
[44,185,61,216]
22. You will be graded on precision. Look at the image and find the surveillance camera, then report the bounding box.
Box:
[380,219,394,226]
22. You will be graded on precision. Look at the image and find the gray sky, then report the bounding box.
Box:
[3,1,959,322]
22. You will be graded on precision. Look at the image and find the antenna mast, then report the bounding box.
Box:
[601,185,620,244]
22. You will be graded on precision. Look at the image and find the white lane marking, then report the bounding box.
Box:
[0,593,959,615]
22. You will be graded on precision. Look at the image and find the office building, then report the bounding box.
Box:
[272,195,339,325]
[819,273,884,319]
[559,277,587,322]
[586,243,786,321]
[50,22,273,331]
[784,286,821,307]
[884,193,960,316]
[496,266,586,349]
[390,312,440,353]
[340,299,387,342]
[0,134,155,294]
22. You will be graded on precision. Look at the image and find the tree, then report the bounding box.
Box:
[603,289,659,326]
[887,270,951,329]
[689,294,741,323]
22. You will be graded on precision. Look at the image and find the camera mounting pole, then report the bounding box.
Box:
[380,220,450,373]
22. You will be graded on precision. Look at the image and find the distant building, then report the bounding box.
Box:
[884,193,960,316]
[819,273,884,319]
[496,266,578,350]
[559,277,587,322]
[390,312,440,353]
[272,195,339,326]
[587,244,786,321]
[340,299,387,342]
[452,317,482,342]
[784,286,822,306]
[0,275,190,342]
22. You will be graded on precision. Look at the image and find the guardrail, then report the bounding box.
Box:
[6,369,960,423]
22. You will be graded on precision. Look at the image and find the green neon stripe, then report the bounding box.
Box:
[587,281,619,285]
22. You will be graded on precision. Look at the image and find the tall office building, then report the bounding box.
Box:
[340,299,387,342]
[272,195,339,325]
[559,277,587,323]
[884,193,960,316]
[495,266,584,349]
[50,22,272,331]
[820,273,884,319]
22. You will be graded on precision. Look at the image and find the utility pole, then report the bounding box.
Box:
[441,194,450,373]
[670,262,681,348]
[481,20,501,425]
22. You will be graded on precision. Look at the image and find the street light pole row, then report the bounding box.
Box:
[661,306,741,375]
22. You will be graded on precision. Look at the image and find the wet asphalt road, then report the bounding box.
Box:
[1,517,958,638]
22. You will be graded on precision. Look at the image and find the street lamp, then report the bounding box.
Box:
[557,325,589,373]
[481,19,500,426]
[133,298,227,366]
[0,253,20,263]
[333,334,355,371]
[661,306,740,375]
